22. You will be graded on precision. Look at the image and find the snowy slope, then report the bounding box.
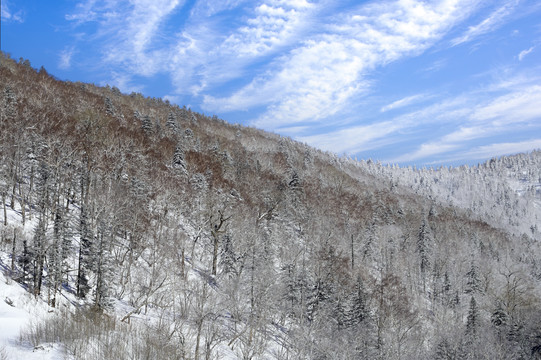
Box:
[0,272,65,360]
[0,196,67,359]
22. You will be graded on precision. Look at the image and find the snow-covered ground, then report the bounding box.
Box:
[0,201,67,359]
[0,272,65,360]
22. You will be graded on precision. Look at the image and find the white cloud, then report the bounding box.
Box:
[65,0,314,97]
[219,0,314,57]
[391,143,461,163]
[204,0,480,130]
[439,126,487,143]
[461,139,541,159]
[64,0,482,121]
[435,139,541,164]
[471,85,541,124]
[58,47,75,70]
[1,1,24,22]
[297,121,404,155]
[189,0,247,17]
[65,0,101,23]
[177,0,318,96]
[1,2,11,20]
[67,0,184,78]
[211,37,373,127]
[383,76,541,164]
[380,94,428,112]
[422,58,447,73]
[107,71,145,94]
[105,0,184,75]
[451,0,518,46]
[518,46,534,61]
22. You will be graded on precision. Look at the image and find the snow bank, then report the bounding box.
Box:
[0,272,65,360]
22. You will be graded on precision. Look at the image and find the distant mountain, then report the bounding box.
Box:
[364,151,541,237]
[1,52,540,360]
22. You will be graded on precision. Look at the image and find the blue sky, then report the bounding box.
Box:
[2,0,541,166]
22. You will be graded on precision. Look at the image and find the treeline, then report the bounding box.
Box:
[1,52,541,359]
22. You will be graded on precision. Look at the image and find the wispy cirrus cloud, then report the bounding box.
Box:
[67,0,185,78]
[66,0,319,95]
[104,0,185,76]
[380,93,429,112]
[176,0,318,95]
[290,65,541,165]
[1,1,25,22]
[429,139,541,164]
[459,139,541,160]
[471,85,541,125]
[203,36,372,120]
[300,94,474,159]
[58,47,75,70]
[297,120,404,155]
[386,75,541,164]
[219,0,314,57]
[204,0,481,130]
[64,0,481,114]
[518,46,534,61]
[450,0,519,46]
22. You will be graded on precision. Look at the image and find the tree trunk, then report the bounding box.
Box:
[10,179,16,209]
[11,227,16,271]
[351,234,354,269]
[211,233,219,275]
[76,240,84,298]
[2,191,7,226]
[34,253,44,296]
[19,183,25,225]
[181,247,185,278]
[195,320,203,360]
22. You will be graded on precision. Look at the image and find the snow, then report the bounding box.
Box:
[0,272,65,360]
[0,195,72,357]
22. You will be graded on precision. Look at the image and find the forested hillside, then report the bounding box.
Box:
[366,151,541,238]
[1,52,540,359]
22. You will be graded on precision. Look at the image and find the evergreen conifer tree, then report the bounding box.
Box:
[418,218,431,275]
[220,234,237,277]
[77,204,93,298]
[172,143,186,171]
[347,275,368,327]
[465,261,482,294]
[94,218,113,310]
[166,111,179,133]
[434,338,455,360]
[466,296,479,337]
[104,97,114,116]
[141,114,153,134]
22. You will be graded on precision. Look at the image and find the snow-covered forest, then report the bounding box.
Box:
[1,52,541,359]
